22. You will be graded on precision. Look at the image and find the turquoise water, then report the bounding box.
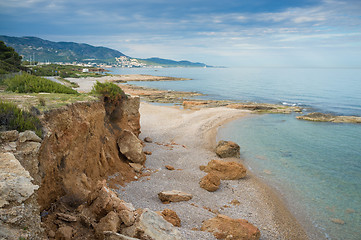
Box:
[109,67,361,239]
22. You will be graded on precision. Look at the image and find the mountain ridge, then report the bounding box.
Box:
[0,35,209,67]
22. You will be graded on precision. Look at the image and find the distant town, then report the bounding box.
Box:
[29,56,153,69]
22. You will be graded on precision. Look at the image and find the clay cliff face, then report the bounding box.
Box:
[37,97,142,210]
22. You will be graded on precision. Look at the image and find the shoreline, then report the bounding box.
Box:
[116,102,309,239]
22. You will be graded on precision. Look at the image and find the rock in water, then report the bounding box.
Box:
[144,137,153,143]
[122,208,182,240]
[201,214,260,240]
[117,129,146,164]
[199,173,221,192]
[215,140,240,158]
[200,159,246,180]
[158,190,193,203]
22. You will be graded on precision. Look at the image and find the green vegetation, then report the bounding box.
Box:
[0,101,43,137]
[91,81,127,103]
[4,73,79,94]
[0,41,24,74]
[31,64,108,78]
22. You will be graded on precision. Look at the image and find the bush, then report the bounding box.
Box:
[0,101,43,137]
[4,73,79,94]
[91,81,127,103]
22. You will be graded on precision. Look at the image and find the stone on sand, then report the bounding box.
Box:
[201,214,260,240]
[200,159,246,180]
[215,140,240,158]
[199,172,221,192]
[158,190,193,203]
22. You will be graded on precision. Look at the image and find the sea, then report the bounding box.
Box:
[109,67,361,240]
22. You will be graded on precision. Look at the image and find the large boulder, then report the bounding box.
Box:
[199,173,221,192]
[200,160,246,180]
[215,140,240,158]
[122,208,182,240]
[201,214,260,240]
[117,129,146,164]
[158,190,193,203]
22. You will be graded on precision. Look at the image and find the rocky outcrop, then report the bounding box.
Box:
[201,214,261,240]
[215,140,240,158]
[200,160,247,180]
[199,172,221,192]
[37,97,141,210]
[158,190,193,203]
[0,130,44,240]
[0,152,42,240]
[297,112,361,123]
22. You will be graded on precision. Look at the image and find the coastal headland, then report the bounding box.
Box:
[0,73,336,239]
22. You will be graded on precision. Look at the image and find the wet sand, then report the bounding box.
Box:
[115,102,309,239]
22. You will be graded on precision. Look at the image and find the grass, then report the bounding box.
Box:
[0,101,43,137]
[4,73,79,94]
[0,91,98,113]
[91,81,127,103]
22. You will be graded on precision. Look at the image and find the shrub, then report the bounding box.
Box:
[91,81,127,103]
[4,73,79,94]
[0,101,43,137]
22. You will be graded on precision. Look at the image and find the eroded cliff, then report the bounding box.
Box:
[37,97,142,210]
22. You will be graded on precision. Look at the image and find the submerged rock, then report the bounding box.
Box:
[201,214,261,240]
[215,140,240,158]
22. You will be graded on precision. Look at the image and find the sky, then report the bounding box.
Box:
[0,0,361,67]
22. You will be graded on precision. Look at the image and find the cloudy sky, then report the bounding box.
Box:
[1,0,361,67]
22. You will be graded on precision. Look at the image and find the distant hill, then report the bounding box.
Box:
[138,57,209,67]
[0,35,126,63]
[0,35,210,67]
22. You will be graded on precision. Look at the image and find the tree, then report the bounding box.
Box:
[0,41,23,74]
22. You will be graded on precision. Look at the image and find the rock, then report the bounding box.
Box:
[56,213,77,222]
[129,163,143,173]
[297,112,361,123]
[117,129,146,164]
[165,165,175,170]
[95,211,121,237]
[119,209,135,227]
[199,173,221,192]
[201,214,260,240]
[200,160,246,180]
[215,140,240,158]
[0,152,39,207]
[87,181,135,219]
[144,151,152,155]
[0,130,19,143]
[48,230,56,238]
[55,226,74,240]
[144,137,153,143]
[18,130,42,143]
[122,208,181,240]
[157,209,181,227]
[331,218,345,225]
[158,190,193,203]
[103,231,140,240]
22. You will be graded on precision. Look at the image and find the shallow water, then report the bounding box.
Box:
[109,67,361,239]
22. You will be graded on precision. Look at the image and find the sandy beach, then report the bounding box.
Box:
[114,102,309,240]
